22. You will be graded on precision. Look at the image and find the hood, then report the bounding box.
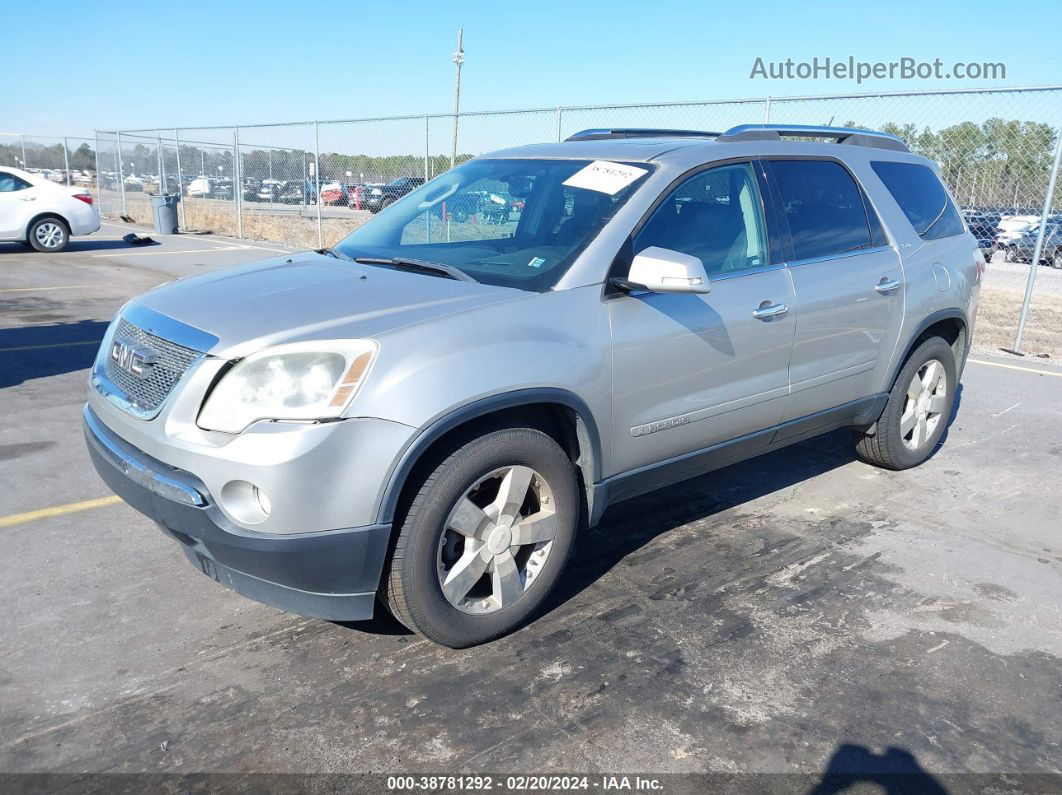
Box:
[129,252,527,357]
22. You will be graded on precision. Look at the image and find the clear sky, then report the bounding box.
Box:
[2,0,1059,140]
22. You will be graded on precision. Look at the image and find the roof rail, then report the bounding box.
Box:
[564,128,720,142]
[715,124,909,152]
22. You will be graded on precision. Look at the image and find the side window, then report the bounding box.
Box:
[634,163,768,275]
[871,160,965,241]
[769,160,873,261]
[860,186,890,248]
[0,172,31,192]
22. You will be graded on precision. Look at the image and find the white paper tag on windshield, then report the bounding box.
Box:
[562,160,648,195]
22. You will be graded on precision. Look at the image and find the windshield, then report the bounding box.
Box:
[333,158,652,291]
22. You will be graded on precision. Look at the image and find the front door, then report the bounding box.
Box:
[0,171,37,238]
[609,162,796,476]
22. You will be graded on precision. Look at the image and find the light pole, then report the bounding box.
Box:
[449,28,464,170]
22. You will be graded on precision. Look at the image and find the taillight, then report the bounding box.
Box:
[73,193,93,205]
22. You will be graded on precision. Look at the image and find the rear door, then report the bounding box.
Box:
[763,158,904,423]
[608,161,796,475]
[0,171,37,238]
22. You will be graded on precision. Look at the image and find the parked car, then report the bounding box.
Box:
[256,179,284,203]
[212,179,234,200]
[280,180,315,205]
[994,214,1039,247]
[0,166,99,252]
[363,176,426,212]
[84,125,980,648]
[1003,222,1062,266]
[186,176,213,198]
[319,181,352,206]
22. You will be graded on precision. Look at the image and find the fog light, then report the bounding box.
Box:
[219,480,270,525]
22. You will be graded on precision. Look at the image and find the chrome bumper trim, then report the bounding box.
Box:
[84,407,207,507]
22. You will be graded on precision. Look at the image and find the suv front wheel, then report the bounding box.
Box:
[383,424,579,647]
[854,336,957,470]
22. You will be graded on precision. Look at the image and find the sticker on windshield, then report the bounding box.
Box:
[562,161,648,195]
[528,256,546,269]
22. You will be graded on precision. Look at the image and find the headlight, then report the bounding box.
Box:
[197,339,378,434]
[371,188,383,196]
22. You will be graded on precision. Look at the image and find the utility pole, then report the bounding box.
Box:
[450,28,464,170]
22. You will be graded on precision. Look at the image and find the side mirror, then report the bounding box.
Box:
[623,246,711,294]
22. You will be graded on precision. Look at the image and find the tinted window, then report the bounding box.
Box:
[0,172,31,192]
[871,160,965,241]
[769,160,872,260]
[634,163,768,275]
[860,187,889,248]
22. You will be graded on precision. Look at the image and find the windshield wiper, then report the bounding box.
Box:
[316,246,352,261]
[353,256,476,282]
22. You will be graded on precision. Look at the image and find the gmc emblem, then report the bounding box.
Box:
[110,338,157,379]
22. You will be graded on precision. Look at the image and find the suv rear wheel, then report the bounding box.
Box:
[383,424,578,647]
[854,336,957,470]
[28,217,69,252]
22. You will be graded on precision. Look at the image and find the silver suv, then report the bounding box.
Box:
[85,125,981,647]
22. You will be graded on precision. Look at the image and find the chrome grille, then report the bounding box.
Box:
[103,316,201,415]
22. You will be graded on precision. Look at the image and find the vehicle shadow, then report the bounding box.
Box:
[541,385,964,621]
[0,320,108,388]
[0,239,157,254]
[806,743,948,794]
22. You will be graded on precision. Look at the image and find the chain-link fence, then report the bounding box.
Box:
[0,133,98,187]
[81,85,1062,353]
[95,86,1062,246]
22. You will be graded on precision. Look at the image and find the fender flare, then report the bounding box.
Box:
[884,307,970,390]
[374,388,603,526]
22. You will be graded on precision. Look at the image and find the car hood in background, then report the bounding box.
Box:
[127,252,528,358]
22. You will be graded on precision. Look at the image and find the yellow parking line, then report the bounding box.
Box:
[0,285,90,293]
[0,496,122,529]
[0,340,101,353]
[968,358,1062,378]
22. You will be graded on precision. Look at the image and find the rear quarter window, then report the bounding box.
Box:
[871,160,965,241]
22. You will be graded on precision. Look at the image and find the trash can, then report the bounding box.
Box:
[150,194,180,234]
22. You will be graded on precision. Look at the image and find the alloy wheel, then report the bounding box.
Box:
[436,465,557,614]
[34,222,64,249]
[900,359,947,451]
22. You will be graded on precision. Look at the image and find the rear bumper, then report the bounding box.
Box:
[84,405,391,621]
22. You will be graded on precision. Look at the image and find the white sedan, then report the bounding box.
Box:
[0,166,100,252]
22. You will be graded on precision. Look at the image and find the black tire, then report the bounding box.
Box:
[380,196,396,210]
[384,424,578,648]
[1052,250,1062,270]
[854,336,957,471]
[984,250,993,263]
[27,217,69,252]
[1005,247,1018,263]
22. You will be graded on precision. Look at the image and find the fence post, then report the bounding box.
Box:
[174,129,187,229]
[19,134,26,169]
[63,137,71,185]
[234,126,243,239]
[1013,125,1062,353]
[556,107,563,142]
[93,131,102,203]
[115,131,127,215]
[314,121,323,248]
[763,97,772,123]
[156,131,166,197]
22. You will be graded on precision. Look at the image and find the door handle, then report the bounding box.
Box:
[18,196,36,202]
[875,278,901,293]
[752,302,789,320]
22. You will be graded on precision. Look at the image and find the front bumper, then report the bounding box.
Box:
[84,405,392,621]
